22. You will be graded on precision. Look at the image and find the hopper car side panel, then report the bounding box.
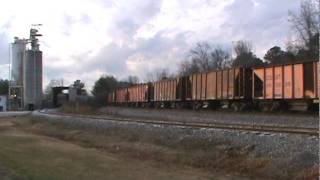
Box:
[153,79,180,102]
[188,67,251,101]
[252,61,318,100]
[107,61,317,111]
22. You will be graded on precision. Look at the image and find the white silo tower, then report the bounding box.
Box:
[23,28,43,110]
[11,37,27,85]
[8,38,27,110]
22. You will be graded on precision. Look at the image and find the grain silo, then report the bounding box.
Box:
[11,37,26,85]
[23,28,43,110]
[8,38,27,110]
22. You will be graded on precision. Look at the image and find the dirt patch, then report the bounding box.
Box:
[0,121,14,127]
[0,119,15,131]
[14,117,275,179]
[0,162,11,180]
[0,116,248,180]
[6,115,319,179]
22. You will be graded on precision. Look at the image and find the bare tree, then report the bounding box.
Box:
[232,40,264,67]
[145,72,157,83]
[178,61,190,76]
[178,59,200,76]
[145,68,174,82]
[189,42,211,72]
[127,75,139,85]
[233,41,252,56]
[179,42,232,76]
[156,68,170,80]
[288,0,319,59]
[210,46,231,70]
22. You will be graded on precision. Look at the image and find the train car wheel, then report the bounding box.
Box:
[270,102,281,111]
[260,102,272,112]
[232,102,240,112]
[176,102,182,109]
[231,102,246,112]
[208,101,219,110]
[192,102,201,110]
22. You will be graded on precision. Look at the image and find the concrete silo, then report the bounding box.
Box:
[9,27,43,111]
[23,28,43,110]
[11,37,26,85]
[8,38,26,110]
[23,50,42,110]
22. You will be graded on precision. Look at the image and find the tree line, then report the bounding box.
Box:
[0,0,318,107]
[91,0,318,105]
[0,80,8,95]
[180,0,319,76]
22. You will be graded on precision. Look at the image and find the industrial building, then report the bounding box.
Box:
[0,95,7,112]
[52,80,88,108]
[9,27,43,111]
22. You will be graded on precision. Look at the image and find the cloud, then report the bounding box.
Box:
[0,0,301,91]
[0,32,9,65]
[0,28,12,79]
[77,31,190,80]
[221,0,300,55]
[107,0,163,43]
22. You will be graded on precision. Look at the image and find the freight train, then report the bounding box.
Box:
[107,60,319,111]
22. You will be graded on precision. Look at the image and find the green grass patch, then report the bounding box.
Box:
[0,134,111,180]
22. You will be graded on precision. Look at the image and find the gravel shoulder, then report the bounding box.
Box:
[33,110,319,179]
[0,162,11,180]
[99,106,319,128]
[0,116,240,180]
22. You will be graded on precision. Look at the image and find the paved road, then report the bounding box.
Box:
[0,111,31,117]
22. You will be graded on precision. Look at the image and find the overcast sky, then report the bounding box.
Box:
[0,0,300,91]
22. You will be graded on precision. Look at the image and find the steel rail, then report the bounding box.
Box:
[38,111,319,136]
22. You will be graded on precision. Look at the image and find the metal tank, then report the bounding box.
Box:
[23,50,42,110]
[9,38,26,111]
[23,28,43,110]
[11,37,26,86]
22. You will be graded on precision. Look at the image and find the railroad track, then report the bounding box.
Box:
[38,111,319,136]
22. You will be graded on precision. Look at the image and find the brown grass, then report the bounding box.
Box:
[295,165,320,180]
[0,117,216,180]
[12,116,318,180]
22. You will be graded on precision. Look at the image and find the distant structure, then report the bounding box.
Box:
[0,95,7,112]
[52,86,69,108]
[69,80,88,102]
[9,38,26,110]
[23,28,43,110]
[11,37,27,85]
[9,25,43,111]
[52,80,88,108]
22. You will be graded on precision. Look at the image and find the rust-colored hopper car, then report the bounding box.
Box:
[107,91,115,103]
[252,61,318,110]
[127,84,150,107]
[184,67,252,110]
[151,78,185,108]
[115,88,127,104]
[107,60,318,111]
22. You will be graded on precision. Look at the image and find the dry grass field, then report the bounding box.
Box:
[0,116,249,180]
[0,115,317,180]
